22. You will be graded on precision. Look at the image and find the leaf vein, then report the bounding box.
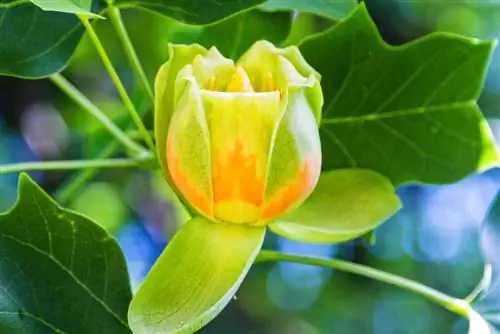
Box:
[0,233,129,328]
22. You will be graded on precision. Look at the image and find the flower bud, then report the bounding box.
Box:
[155,41,323,225]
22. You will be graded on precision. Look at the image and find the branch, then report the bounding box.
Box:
[78,15,156,153]
[107,5,154,102]
[256,250,472,319]
[50,74,145,156]
[0,154,155,174]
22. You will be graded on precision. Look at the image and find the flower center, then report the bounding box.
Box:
[204,66,279,94]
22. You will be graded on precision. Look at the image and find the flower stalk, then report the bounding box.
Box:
[256,250,472,319]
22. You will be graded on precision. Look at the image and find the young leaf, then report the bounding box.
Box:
[260,0,357,20]
[114,0,266,25]
[470,191,500,334]
[30,0,103,18]
[0,2,84,78]
[0,174,132,333]
[300,3,498,185]
[269,169,401,244]
[128,217,265,333]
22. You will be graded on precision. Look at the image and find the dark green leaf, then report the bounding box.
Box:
[269,169,401,244]
[0,174,132,333]
[30,0,102,18]
[115,0,266,25]
[0,1,84,78]
[129,216,265,334]
[260,0,357,20]
[471,191,500,334]
[300,3,498,185]
[187,10,293,59]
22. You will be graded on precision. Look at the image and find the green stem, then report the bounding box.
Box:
[0,155,155,174]
[53,130,155,204]
[107,5,154,102]
[78,15,156,153]
[256,251,472,319]
[50,74,144,156]
[54,141,120,203]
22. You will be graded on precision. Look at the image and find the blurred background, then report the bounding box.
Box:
[1,0,499,333]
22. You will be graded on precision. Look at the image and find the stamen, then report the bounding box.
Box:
[205,76,217,91]
[226,67,254,92]
[261,72,275,92]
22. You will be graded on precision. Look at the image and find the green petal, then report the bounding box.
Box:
[166,74,215,220]
[262,85,321,221]
[269,169,402,243]
[237,40,323,123]
[155,43,207,173]
[128,217,266,333]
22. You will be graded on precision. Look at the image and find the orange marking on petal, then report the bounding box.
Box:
[212,139,265,221]
[166,135,212,217]
[261,155,321,221]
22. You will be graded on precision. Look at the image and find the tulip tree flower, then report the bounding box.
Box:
[128,41,401,333]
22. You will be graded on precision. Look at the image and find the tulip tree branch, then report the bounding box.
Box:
[54,141,120,204]
[78,15,156,154]
[50,74,145,156]
[0,155,155,174]
[256,251,473,319]
[107,5,154,103]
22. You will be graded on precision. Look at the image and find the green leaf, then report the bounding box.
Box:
[30,0,103,18]
[260,0,357,20]
[470,191,500,334]
[128,217,265,333]
[269,169,401,244]
[0,174,132,333]
[469,309,498,334]
[0,1,84,78]
[300,3,499,185]
[181,10,293,60]
[114,0,266,25]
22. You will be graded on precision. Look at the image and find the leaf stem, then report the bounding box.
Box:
[78,15,156,153]
[0,155,155,174]
[53,130,155,204]
[256,250,472,319]
[107,5,154,102]
[49,74,144,156]
[54,141,120,203]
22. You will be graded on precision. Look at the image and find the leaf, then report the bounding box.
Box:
[469,309,498,334]
[269,169,401,244]
[128,216,265,333]
[470,191,500,334]
[0,1,84,78]
[300,3,499,185]
[260,0,357,20]
[114,0,266,25]
[0,174,132,333]
[182,10,293,60]
[30,0,103,18]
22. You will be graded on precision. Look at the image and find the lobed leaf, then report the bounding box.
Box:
[0,174,132,333]
[190,10,292,60]
[0,1,84,78]
[114,0,266,25]
[30,0,103,18]
[260,0,357,20]
[300,3,498,185]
